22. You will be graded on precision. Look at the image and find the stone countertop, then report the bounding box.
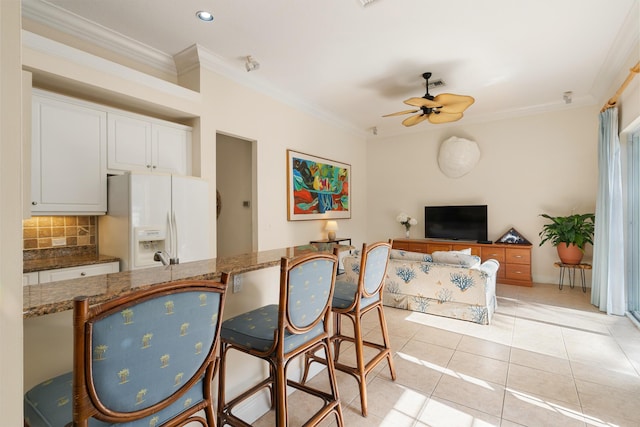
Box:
[23,253,120,273]
[23,243,348,318]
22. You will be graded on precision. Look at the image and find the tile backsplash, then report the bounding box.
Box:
[22,216,96,250]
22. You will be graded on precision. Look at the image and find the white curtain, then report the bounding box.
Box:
[591,107,626,315]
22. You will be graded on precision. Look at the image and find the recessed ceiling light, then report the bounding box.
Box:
[196,10,214,22]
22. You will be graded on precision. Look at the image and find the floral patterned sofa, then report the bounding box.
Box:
[341,249,500,325]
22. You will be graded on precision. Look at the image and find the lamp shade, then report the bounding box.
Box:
[325,220,338,240]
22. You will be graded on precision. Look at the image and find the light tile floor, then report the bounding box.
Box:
[252,283,640,427]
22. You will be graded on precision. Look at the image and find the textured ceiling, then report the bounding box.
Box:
[23,0,639,137]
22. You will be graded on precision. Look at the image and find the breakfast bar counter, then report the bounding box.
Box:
[23,243,347,318]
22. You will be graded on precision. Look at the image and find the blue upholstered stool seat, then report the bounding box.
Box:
[332,280,380,310]
[24,372,206,427]
[221,304,325,353]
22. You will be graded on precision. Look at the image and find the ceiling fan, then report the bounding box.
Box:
[383,72,475,126]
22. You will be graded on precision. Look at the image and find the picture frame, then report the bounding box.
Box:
[496,227,532,245]
[287,149,351,221]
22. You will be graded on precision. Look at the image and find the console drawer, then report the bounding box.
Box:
[505,263,531,280]
[506,248,531,264]
[481,247,505,263]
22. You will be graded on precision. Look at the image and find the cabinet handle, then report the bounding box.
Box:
[80,272,86,276]
[514,255,523,258]
[152,165,157,169]
[146,164,152,169]
[32,201,37,205]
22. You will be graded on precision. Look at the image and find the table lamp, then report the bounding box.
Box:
[325,220,338,240]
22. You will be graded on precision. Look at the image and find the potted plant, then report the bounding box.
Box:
[538,213,595,264]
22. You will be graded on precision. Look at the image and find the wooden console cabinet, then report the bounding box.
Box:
[392,238,533,287]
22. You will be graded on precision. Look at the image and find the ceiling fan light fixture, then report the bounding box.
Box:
[360,0,378,6]
[384,72,474,126]
[196,10,214,22]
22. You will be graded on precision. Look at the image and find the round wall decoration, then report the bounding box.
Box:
[437,136,480,178]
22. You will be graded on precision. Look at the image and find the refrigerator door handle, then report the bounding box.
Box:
[165,211,178,264]
[172,210,179,263]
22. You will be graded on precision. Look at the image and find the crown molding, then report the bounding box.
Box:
[22,0,177,76]
[188,44,366,137]
[22,31,201,108]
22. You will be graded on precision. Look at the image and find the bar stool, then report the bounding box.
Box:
[217,252,344,426]
[303,240,396,417]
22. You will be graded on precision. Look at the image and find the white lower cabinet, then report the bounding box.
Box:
[22,272,39,286]
[33,262,119,284]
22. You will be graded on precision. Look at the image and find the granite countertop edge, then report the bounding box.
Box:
[23,254,121,273]
[23,243,350,319]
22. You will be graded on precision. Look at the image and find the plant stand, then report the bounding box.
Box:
[554,262,591,293]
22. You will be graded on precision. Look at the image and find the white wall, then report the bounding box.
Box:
[0,1,25,424]
[366,106,599,285]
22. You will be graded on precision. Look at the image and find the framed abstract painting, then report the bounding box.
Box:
[287,150,351,221]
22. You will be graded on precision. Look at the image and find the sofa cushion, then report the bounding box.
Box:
[452,248,472,255]
[389,249,433,262]
[431,251,480,268]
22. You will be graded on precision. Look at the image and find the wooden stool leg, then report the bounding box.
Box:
[217,343,229,426]
[377,305,397,381]
[274,359,288,426]
[353,313,368,417]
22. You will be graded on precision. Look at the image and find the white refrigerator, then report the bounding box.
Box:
[99,172,211,271]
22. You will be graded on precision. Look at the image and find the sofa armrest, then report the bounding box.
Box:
[478,259,500,276]
[340,256,361,284]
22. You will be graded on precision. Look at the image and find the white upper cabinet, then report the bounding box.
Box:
[31,91,107,215]
[107,112,191,175]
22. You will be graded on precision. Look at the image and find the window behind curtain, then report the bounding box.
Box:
[628,131,640,320]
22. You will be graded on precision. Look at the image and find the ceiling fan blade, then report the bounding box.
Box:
[433,93,475,113]
[404,97,441,108]
[428,111,463,124]
[382,109,420,117]
[402,114,429,127]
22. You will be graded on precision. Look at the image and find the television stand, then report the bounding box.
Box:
[392,238,532,287]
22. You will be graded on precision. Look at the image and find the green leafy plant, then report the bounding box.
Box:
[538,213,595,252]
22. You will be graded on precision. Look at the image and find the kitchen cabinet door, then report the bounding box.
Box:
[153,123,191,175]
[31,92,107,215]
[23,272,39,286]
[107,112,191,175]
[107,112,152,172]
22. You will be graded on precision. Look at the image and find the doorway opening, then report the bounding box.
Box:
[216,133,255,257]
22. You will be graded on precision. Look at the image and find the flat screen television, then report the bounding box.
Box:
[424,205,488,241]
